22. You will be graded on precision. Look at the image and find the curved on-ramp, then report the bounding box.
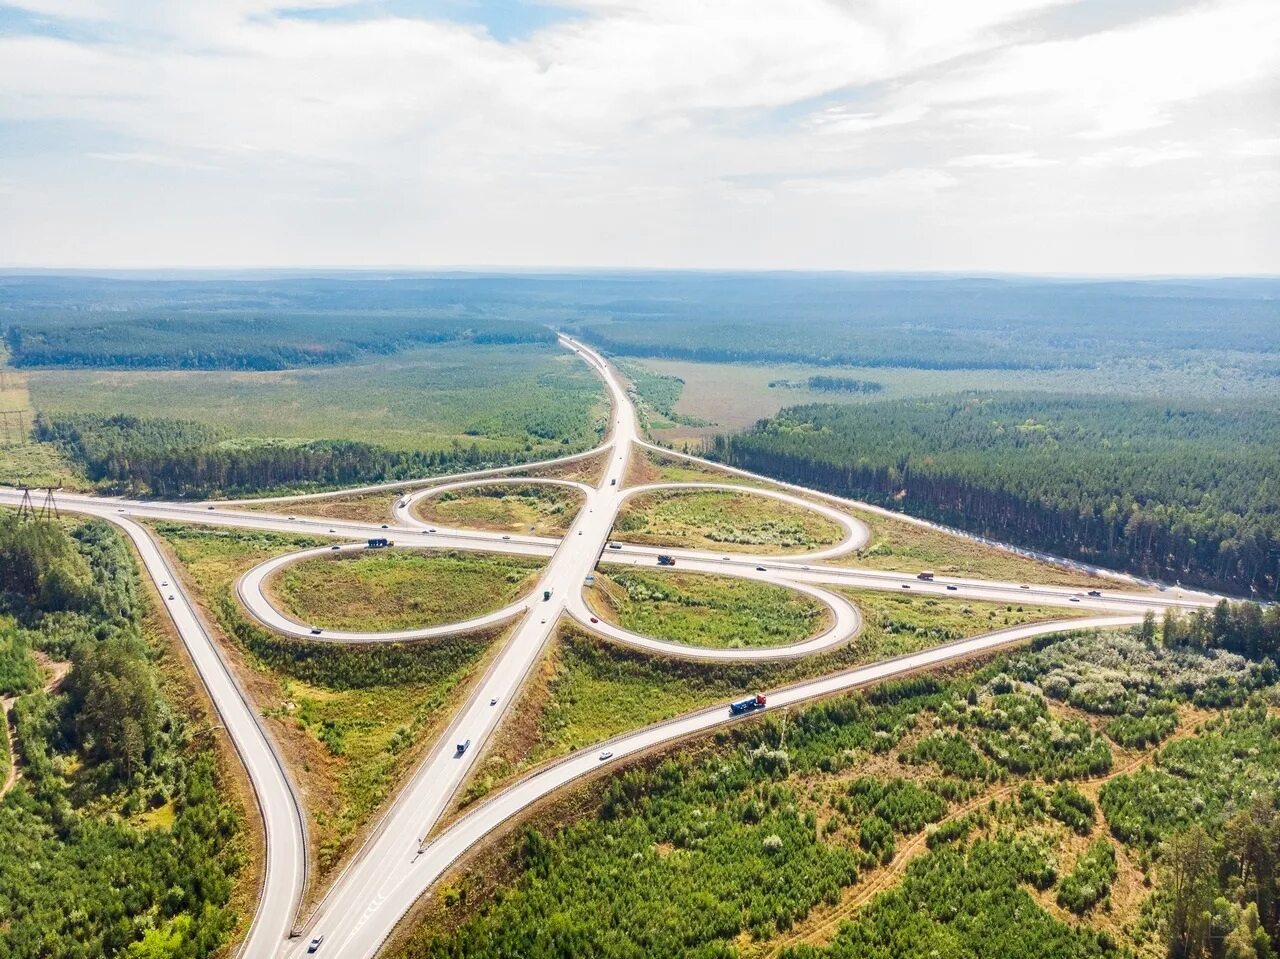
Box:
[617,481,870,560]
[236,543,533,643]
[394,476,592,532]
[566,573,863,661]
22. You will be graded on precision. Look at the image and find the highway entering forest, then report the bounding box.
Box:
[0,334,1228,959]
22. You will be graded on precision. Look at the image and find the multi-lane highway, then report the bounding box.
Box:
[0,332,1230,959]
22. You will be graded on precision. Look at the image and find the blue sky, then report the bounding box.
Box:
[0,0,1276,272]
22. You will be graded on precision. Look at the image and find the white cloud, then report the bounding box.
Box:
[0,0,1275,271]
[948,152,1058,168]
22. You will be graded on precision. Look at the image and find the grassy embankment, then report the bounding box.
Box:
[614,487,845,554]
[395,628,1275,959]
[151,522,507,886]
[455,593,1085,812]
[588,568,830,650]
[412,484,583,536]
[269,549,545,632]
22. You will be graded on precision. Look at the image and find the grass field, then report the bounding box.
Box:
[0,346,82,488]
[843,589,1091,657]
[841,508,1112,588]
[150,522,504,880]
[588,567,830,649]
[630,356,1280,445]
[412,484,583,535]
[26,341,608,458]
[614,487,845,554]
[269,549,545,632]
[240,490,399,523]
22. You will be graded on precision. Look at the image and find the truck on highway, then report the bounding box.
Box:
[657,555,676,566]
[916,571,935,581]
[367,538,393,549]
[730,693,767,715]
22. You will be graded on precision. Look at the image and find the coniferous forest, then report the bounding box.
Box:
[0,515,243,957]
[712,395,1280,597]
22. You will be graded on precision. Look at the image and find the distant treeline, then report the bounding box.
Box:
[3,313,553,370]
[712,394,1280,597]
[36,413,542,497]
[566,277,1280,372]
[770,376,884,394]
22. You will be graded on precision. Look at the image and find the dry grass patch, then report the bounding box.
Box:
[588,567,831,649]
[412,483,582,535]
[841,507,1115,589]
[615,487,845,554]
[269,549,544,632]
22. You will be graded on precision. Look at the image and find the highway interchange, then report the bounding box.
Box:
[0,334,1225,958]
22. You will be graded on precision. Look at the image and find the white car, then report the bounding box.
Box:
[598,750,614,761]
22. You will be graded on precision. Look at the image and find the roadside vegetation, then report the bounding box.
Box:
[0,513,247,958]
[588,568,830,650]
[841,504,1108,588]
[413,484,583,535]
[617,359,710,433]
[270,549,544,632]
[455,598,1089,812]
[626,446,1103,588]
[239,489,398,523]
[842,589,1092,656]
[615,487,845,554]
[400,612,1280,959]
[150,522,505,880]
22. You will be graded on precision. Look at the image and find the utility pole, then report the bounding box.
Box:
[15,486,34,522]
[39,487,60,520]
